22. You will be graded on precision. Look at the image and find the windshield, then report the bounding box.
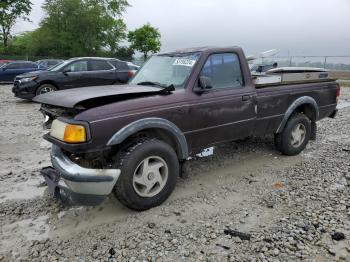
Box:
[48,60,70,72]
[130,52,200,89]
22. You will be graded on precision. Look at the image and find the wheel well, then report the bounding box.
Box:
[294,103,317,122]
[36,81,59,92]
[277,101,318,134]
[117,128,183,159]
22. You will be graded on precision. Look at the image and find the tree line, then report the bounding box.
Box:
[0,0,161,61]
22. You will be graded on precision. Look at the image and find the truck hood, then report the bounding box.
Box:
[33,85,163,109]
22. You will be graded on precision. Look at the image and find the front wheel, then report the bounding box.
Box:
[274,113,311,156]
[114,139,179,211]
[36,84,57,96]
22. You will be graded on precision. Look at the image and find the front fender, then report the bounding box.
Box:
[107,117,189,159]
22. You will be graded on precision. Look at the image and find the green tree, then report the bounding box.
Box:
[128,23,161,60]
[113,46,135,61]
[104,18,127,54]
[34,0,129,57]
[87,0,129,16]
[0,0,32,48]
[6,31,34,55]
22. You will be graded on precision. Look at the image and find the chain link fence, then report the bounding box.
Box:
[0,54,142,65]
[0,54,68,62]
[251,56,350,84]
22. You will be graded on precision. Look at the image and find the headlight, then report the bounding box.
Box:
[50,119,87,143]
[20,76,38,83]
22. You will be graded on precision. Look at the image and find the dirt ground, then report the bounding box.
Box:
[0,85,349,261]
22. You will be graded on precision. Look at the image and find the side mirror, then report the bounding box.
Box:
[194,76,213,94]
[199,76,213,89]
[2,67,7,71]
[62,68,70,75]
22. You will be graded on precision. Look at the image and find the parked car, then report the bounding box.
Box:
[34,46,339,210]
[127,62,140,73]
[12,57,134,100]
[0,59,14,67]
[0,61,44,82]
[36,59,64,69]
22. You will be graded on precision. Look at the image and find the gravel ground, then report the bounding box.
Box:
[0,84,349,261]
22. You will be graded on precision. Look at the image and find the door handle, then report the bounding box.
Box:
[242,95,251,101]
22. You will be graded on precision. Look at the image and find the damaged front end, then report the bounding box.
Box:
[41,145,120,206]
[39,105,121,205]
[34,85,166,206]
[37,98,118,206]
[40,104,83,130]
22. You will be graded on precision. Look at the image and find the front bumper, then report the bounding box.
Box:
[41,145,120,205]
[12,80,38,100]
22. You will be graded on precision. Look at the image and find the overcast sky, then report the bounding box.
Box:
[14,0,350,56]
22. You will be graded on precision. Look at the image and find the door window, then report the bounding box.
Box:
[48,60,58,66]
[110,60,129,70]
[5,63,21,69]
[200,53,243,89]
[65,61,88,72]
[20,62,38,69]
[90,60,113,71]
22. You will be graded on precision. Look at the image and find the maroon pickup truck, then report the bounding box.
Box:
[34,47,339,210]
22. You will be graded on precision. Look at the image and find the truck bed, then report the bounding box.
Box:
[254,80,338,136]
[253,67,334,87]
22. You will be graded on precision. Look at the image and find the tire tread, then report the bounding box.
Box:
[274,113,311,156]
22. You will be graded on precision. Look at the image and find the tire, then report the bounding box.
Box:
[274,113,311,156]
[113,139,179,211]
[35,84,57,96]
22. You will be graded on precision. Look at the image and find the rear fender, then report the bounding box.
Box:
[276,96,319,133]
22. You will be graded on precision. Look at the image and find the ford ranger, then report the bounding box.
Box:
[34,47,340,210]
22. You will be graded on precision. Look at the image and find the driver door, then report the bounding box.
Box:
[186,53,256,149]
[61,60,90,89]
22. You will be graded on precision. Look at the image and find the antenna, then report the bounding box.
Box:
[247,49,279,61]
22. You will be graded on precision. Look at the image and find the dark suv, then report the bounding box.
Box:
[12,57,133,100]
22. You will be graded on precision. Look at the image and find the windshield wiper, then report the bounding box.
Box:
[137,81,165,87]
[161,84,175,92]
[137,81,175,93]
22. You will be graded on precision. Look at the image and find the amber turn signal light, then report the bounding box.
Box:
[63,124,86,143]
[50,119,87,143]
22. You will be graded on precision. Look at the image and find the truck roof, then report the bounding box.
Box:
[159,46,242,55]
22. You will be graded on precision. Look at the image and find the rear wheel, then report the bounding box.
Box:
[274,113,311,156]
[113,139,179,210]
[36,84,57,96]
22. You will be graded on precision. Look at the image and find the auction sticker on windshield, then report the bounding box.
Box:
[173,58,196,67]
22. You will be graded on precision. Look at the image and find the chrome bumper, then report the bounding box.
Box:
[43,145,121,205]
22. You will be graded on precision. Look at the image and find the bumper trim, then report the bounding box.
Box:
[41,167,107,205]
[51,145,118,182]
